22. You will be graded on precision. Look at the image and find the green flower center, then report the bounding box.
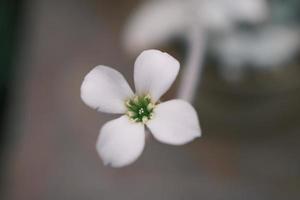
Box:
[125,95,155,123]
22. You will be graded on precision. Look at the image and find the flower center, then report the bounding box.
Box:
[125,95,155,123]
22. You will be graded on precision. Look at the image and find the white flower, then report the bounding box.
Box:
[81,49,201,167]
[213,25,300,69]
[123,0,268,53]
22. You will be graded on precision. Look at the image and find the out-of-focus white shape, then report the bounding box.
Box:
[80,65,134,114]
[177,27,206,102]
[221,0,268,24]
[214,26,300,73]
[194,0,267,31]
[147,99,201,145]
[123,0,268,54]
[134,49,179,101]
[123,0,188,53]
[97,115,145,168]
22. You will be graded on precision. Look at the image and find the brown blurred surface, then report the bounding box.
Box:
[3,0,300,200]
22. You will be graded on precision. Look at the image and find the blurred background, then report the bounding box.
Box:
[0,0,299,199]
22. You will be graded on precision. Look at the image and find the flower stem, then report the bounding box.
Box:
[177,25,206,102]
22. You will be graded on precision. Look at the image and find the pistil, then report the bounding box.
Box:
[125,95,155,123]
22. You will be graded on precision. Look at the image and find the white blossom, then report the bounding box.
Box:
[123,0,268,53]
[81,49,201,167]
[213,26,300,69]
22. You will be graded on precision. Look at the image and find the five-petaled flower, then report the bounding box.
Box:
[81,49,201,167]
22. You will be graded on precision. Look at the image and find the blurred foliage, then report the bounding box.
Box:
[0,1,21,87]
[0,0,22,114]
[271,0,300,24]
[0,1,23,195]
[0,0,22,169]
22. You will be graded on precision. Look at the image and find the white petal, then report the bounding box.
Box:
[198,0,233,31]
[147,99,201,145]
[96,115,145,168]
[123,0,188,54]
[81,66,134,114]
[225,0,268,23]
[134,49,179,102]
[214,26,300,69]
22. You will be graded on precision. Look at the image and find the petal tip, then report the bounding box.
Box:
[96,116,145,168]
[134,49,180,101]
